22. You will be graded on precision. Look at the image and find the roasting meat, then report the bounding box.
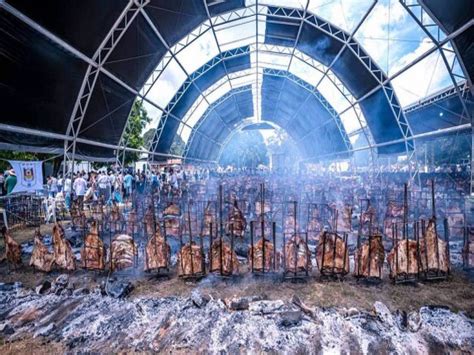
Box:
[284,235,311,273]
[316,232,349,275]
[52,223,76,271]
[110,234,137,271]
[164,203,180,217]
[360,205,377,235]
[387,239,419,279]
[248,238,278,272]
[354,235,385,279]
[164,217,180,237]
[178,242,204,277]
[2,229,21,265]
[109,202,123,233]
[144,230,170,271]
[71,204,85,228]
[385,201,404,218]
[226,202,246,238]
[125,211,139,235]
[209,239,239,275]
[284,215,298,235]
[143,206,156,236]
[419,219,449,274]
[91,204,104,223]
[29,229,54,272]
[329,204,352,233]
[81,221,106,270]
[202,202,216,236]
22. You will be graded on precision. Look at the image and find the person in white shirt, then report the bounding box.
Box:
[63,176,72,209]
[73,173,87,208]
[97,172,110,202]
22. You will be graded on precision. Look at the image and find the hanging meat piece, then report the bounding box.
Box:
[354,235,385,279]
[143,206,156,236]
[226,202,246,238]
[209,239,239,275]
[386,201,404,218]
[125,211,139,235]
[164,203,180,217]
[91,204,104,223]
[360,205,377,235]
[2,228,21,265]
[52,223,76,271]
[144,229,170,271]
[419,219,449,274]
[284,235,311,273]
[329,204,352,233]
[110,234,137,271]
[29,229,54,272]
[387,239,419,279]
[316,232,349,275]
[202,202,216,236]
[81,221,106,270]
[164,217,180,237]
[248,238,278,272]
[284,215,298,235]
[110,202,123,233]
[178,242,204,277]
[70,203,85,228]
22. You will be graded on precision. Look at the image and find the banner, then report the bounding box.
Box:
[9,160,44,193]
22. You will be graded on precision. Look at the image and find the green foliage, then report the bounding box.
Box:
[170,135,185,156]
[219,130,269,167]
[122,100,152,166]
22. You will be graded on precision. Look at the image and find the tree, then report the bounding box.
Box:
[142,128,156,148]
[170,135,185,156]
[121,100,152,166]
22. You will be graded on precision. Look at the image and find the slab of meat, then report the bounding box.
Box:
[385,201,404,218]
[2,229,21,265]
[202,202,216,236]
[329,205,352,233]
[164,203,180,217]
[226,203,246,238]
[52,223,76,271]
[164,217,180,237]
[284,235,311,274]
[81,222,106,270]
[178,242,205,277]
[144,230,170,271]
[307,219,323,242]
[248,238,278,272]
[110,234,137,271]
[360,206,377,235]
[209,239,239,275]
[91,204,104,223]
[316,232,349,275]
[29,229,54,272]
[125,211,139,235]
[284,216,298,235]
[70,204,85,228]
[109,203,123,233]
[419,219,449,274]
[354,235,385,279]
[387,239,419,279]
[143,207,156,236]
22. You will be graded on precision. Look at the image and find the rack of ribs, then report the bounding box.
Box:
[52,223,76,271]
[284,235,311,274]
[248,238,278,272]
[2,228,21,266]
[178,242,205,277]
[226,203,246,238]
[387,238,419,280]
[81,221,106,270]
[209,239,239,275]
[110,234,137,271]
[144,230,170,271]
[419,219,449,275]
[354,235,385,279]
[316,232,349,276]
[30,229,54,272]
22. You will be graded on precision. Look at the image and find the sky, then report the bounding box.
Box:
[141,0,460,147]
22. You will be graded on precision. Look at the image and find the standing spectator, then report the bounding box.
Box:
[73,173,87,208]
[63,175,72,209]
[48,175,58,198]
[5,169,17,195]
[123,171,133,198]
[97,171,109,202]
[57,174,63,193]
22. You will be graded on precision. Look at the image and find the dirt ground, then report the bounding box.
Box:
[1,225,474,317]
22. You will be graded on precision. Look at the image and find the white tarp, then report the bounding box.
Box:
[9,160,43,193]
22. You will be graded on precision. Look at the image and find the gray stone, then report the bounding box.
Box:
[0,324,15,335]
[34,323,56,337]
[279,311,303,327]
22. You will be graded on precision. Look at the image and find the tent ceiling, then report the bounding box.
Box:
[0,0,471,162]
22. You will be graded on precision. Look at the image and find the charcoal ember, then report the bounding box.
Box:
[227,297,249,311]
[279,310,303,327]
[387,239,419,279]
[354,235,385,279]
[419,219,449,274]
[209,240,239,275]
[226,203,246,238]
[248,238,278,272]
[107,280,134,298]
[110,234,137,271]
[316,232,349,275]
[164,217,180,238]
[178,242,205,277]
[80,221,106,270]
[284,235,312,273]
[30,229,54,272]
[52,223,76,271]
[144,230,170,271]
[2,228,22,265]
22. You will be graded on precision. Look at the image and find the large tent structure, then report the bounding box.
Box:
[0,0,472,186]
